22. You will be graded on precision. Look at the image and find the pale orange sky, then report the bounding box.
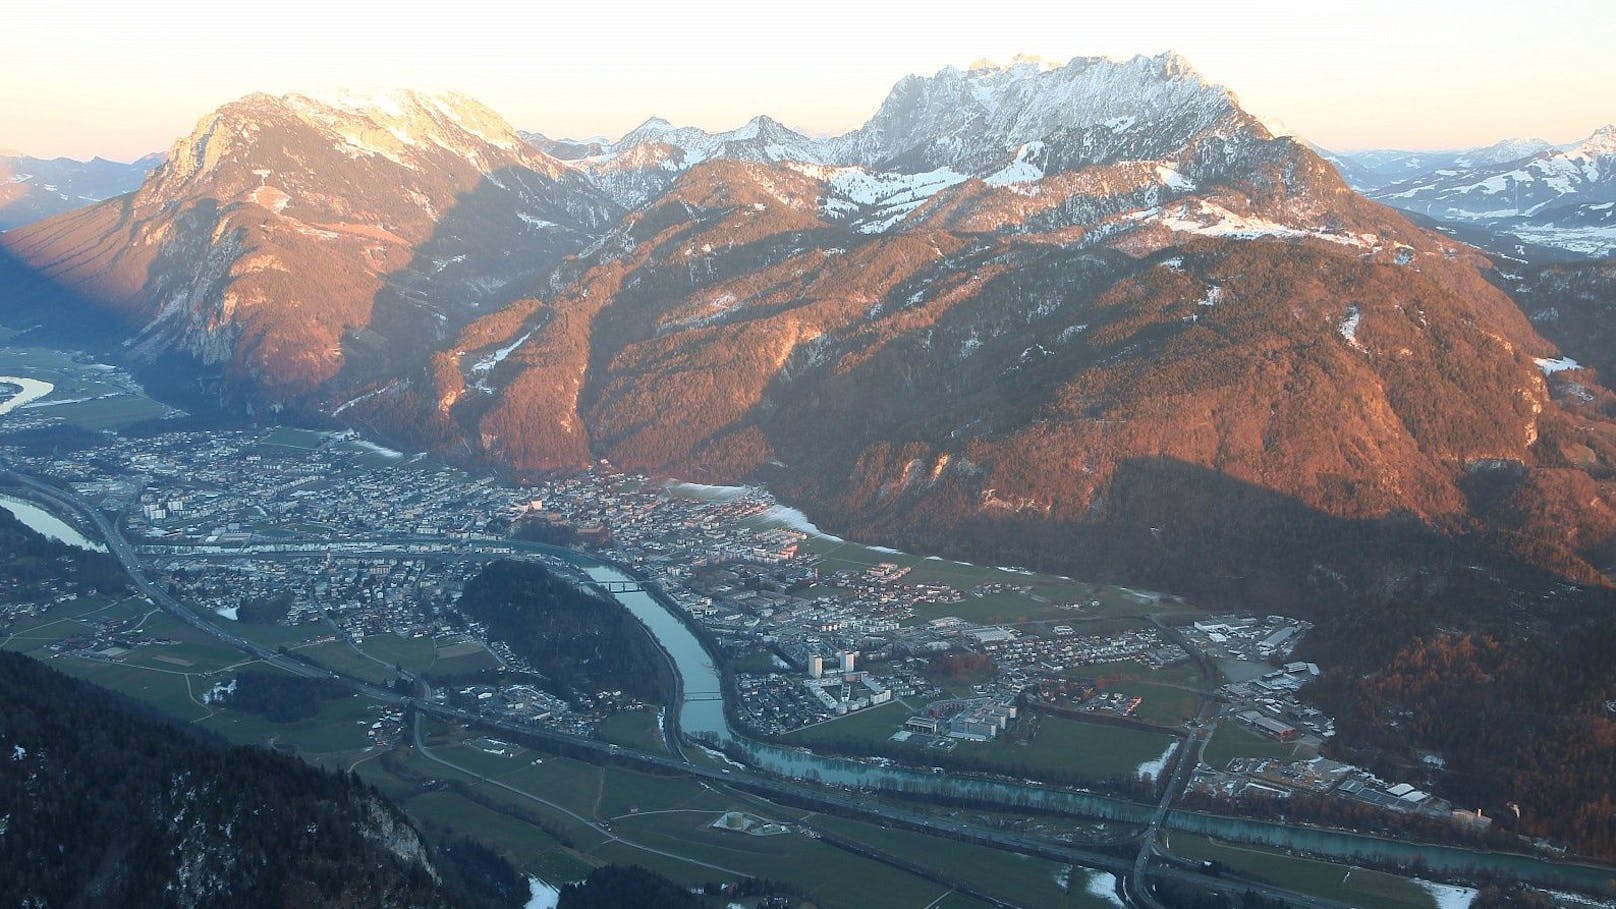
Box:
[4,0,1613,161]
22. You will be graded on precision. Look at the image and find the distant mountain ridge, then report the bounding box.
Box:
[1327,127,1616,257]
[0,151,160,230]
[532,52,1258,211]
[525,113,832,208]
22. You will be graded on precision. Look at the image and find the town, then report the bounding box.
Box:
[0,421,1479,832]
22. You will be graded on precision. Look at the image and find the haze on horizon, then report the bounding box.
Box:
[6,0,1614,162]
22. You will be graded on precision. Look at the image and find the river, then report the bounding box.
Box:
[584,559,1616,892]
[0,493,107,551]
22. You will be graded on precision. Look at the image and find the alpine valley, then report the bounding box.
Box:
[5,51,1616,879]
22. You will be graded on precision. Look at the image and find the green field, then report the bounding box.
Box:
[357,632,439,672]
[596,769,730,820]
[1202,723,1304,768]
[957,713,1181,783]
[783,700,910,748]
[1,595,146,653]
[595,708,667,753]
[600,808,1002,909]
[427,648,502,678]
[259,426,326,450]
[811,815,1124,908]
[415,636,502,678]
[120,614,260,674]
[1126,681,1201,726]
[1085,659,1202,688]
[0,597,302,725]
[225,619,333,650]
[1072,659,1205,727]
[403,789,595,882]
[711,505,1206,628]
[295,639,399,683]
[202,692,392,757]
[385,723,1004,907]
[51,655,215,721]
[37,395,171,430]
[1164,833,1442,909]
[33,628,1088,909]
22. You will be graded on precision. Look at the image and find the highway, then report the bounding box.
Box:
[1,467,331,680]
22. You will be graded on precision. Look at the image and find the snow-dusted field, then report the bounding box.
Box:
[524,877,560,909]
[1136,741,1178,781]
[0,375,54,415]
[1535,355,1583,376]
[1415,879,1479,909]
[1084,871,1127,907]
[760,503,845,542]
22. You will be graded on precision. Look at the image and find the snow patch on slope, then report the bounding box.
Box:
[816,165,969,233]
[525,877,561,909]
[1535,355,1581,375]
[471,329,536,377]
[1157,201,1375,248]
[985,142,1047,186]
[1339,305,1366,351]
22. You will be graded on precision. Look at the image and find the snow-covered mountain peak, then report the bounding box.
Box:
[550,112,833,208]
[142,88,587,214]
[836,50,1251,175]
[960,54,1054,77]
[1572,124,1616,157]
[729,114,787,140]
[617,116,680,147]
[1456,137,1555,167]
[280,89,527,155]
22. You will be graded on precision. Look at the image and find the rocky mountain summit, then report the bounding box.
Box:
[3,89,619,401]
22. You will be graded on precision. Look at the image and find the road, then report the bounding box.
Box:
[0,468,330,680]
[407,708,749,877]
[1126,617,1224,908]
[1,463,1368,909]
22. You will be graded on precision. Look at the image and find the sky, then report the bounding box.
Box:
[5,0,1614,161]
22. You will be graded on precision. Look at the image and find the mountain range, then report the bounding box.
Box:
[1326,127,1616,258]
[0,151,161,230]
[2,53,1613,614]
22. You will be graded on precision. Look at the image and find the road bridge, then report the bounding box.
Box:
[590,579,645,594]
